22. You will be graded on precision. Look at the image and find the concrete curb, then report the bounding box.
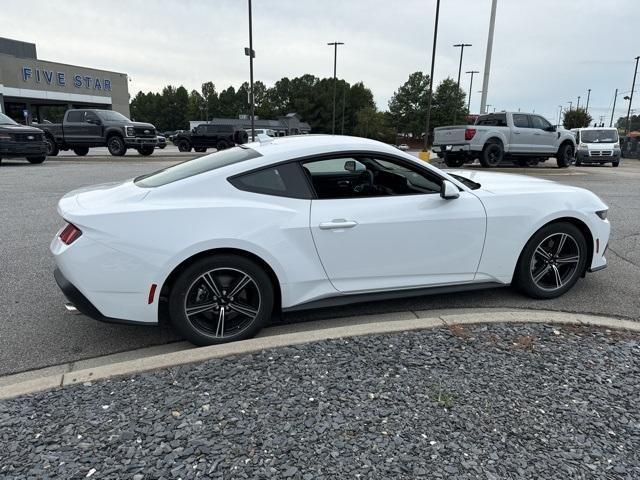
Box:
[1,309,638,400]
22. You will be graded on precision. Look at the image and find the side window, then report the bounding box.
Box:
[196,125,206,134]
[229,162,312,199]
[512,114,530,128]
[531,115,551,130]
[84,111,100,123]
[66,111,83,122]
[302,156,443,200]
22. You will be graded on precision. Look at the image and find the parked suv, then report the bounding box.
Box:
[434,112,576,168]
[571,127,621,167]
[174,124,249,152]
[0,112,47,164]
[40,109,157,157]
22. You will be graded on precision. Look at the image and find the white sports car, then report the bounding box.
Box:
[52,135,610,345]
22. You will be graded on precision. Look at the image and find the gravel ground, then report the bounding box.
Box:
[1,323,638,479]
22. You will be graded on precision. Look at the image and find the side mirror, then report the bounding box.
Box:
[440,180,460,199]
[87,118,101,125]
[546,125,557,132]
[344,160,356,172]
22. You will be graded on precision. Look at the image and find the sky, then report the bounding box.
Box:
[3,0,639,123]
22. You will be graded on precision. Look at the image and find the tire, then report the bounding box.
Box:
[480,142,503,167]
[137,146,154,156]
[216,140,230,151]
[443,153,465,168]
[513,222,587,299]
[177,140,192,152]
[575,158,582,166]
[194,147,207,153]
[556,142,574,168]
[73,147,89,156]
[168,255,274,346]
[158,144,166,149]
[107,135,127,156]
[26,156,46,164]
[44,136,59,156]
[234,130,249,144]
[612,160,620,167]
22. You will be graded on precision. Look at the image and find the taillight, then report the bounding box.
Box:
[464,128,476,141]
[59,223,82,245]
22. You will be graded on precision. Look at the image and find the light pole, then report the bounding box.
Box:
[576,95,581,110]
[567,100,572,111]
[485,104,492,114]
[480,0,498,115]
[585,88,591,112]
[424,0,441,149]
[245,0,256,141]
[327,41,344,135]
[453,43,472,87]
[466,70,479,111]
[610,88,618,127]
[625,55,639,134]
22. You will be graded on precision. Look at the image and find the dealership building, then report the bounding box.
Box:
[0,37,130,124]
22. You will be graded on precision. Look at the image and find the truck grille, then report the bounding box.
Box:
[589,150,613,157]
[134,127,156,138]
[12,132,43,142]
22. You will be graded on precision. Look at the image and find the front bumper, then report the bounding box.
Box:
[0,141,47,157]
[576,150,621,163]
[124,137,158,147]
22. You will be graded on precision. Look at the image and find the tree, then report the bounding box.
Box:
[200,82,219,119]
[388,72,429,138]
[187,90,205,122]
[430,78,468,128]
[353,107,394,142]
[563,108,592,130]
[615,114,640,132]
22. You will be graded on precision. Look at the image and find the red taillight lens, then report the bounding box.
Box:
[464,128,476,141]
[59,223,82,245]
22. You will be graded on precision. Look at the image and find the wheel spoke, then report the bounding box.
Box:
[228,274,252,299]
[215,307,225,337]
[533,265,551,283]
[556,255,580,265]
[535,245,552,261]
[202,273,223,298]
[228,302,258,319]
[555,233,568,256]
[186,301,217,317]
[552,265,563,288]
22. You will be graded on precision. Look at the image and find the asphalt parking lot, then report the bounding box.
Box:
[1,153,639,376]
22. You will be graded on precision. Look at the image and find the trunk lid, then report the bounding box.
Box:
[433,126,468,146]
[58,180,149,219]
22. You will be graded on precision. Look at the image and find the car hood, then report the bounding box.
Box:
[448,170,580,194]
[58,180,149,218]
[130,121,155,129]
[0,124,43,133]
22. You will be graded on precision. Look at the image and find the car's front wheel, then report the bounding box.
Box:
[514,222,587,299]
[26,156,46,164]
[480,141,503,167]
[556,143,574,168]
[107,136,127,156]
[73,147,89,156]
[444,153,465,167]
[168,255,274,345]
[137,146,154,156]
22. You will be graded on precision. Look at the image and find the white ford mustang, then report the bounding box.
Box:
[52,135,610,345]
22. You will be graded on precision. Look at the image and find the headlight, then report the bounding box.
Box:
[126,126,135,137]
[578,143,588,149]
[614,143,620,149]
[596,209,608,220]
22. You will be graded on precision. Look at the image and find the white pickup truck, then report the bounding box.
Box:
[433,112,576,168]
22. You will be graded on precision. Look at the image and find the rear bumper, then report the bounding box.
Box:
[435,144,472,154]
[0,141,47,157]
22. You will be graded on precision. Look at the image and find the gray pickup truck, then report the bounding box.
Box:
[40,109,157,157]
[434,111,576,168]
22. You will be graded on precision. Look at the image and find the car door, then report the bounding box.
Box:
[83,111,104,145]
[530,115,557,154]
[306,155,487,293]
[510,113,535,153]
[62,110,86,144]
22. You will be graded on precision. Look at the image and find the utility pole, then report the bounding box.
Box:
[466,70,479,111]
[453,43,472,87]
[577,96,581,110]
[341,86,346,135]
[567,100,572,111]
[245,0,255,141]
[585,88,591,112]
[625,55,639,134]
[480,0,498,116]
[610,88,618,127]
[327,41,344,135]
[423,0,440,149]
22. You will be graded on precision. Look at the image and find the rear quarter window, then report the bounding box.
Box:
[229,162,312,199]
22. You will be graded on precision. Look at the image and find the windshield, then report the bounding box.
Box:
[96,110,131,122]
[0,113,18,126]
[580,129,618,143]
[135,146,262,187]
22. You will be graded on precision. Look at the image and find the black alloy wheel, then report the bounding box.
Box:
[480,142,503,167]
[107,136,127,156]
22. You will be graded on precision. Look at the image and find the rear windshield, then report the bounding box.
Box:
[475,114,507,127]
[135,147,261,187]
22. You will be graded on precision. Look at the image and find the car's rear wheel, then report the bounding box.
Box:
[444,153,465,167]
[107,136,127,156]
[480,141,503,167]
[73,147,89,156]
[514,222,587,299]
[45,136,59,156]
[168,255,274,346]
[556,142,574,168]
[137,146,154,156]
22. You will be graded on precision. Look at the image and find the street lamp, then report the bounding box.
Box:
[424,0,441,149]
[585,88,591,113]
[327,41,345,135]
[479,0,498,115]
[453,43,472,87]
[567,100,573,111]
[245,0,256,141]
[465,70,479,111]
[625,55,640,134]
[576,95,581,110]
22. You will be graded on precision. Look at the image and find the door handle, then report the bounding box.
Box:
[513,132,521,135]
[534,133,541,136]
[319,219,358,230]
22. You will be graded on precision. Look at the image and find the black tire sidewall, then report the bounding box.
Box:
[480,142,503,167]
[444,154,464,168]
[107,136,126,156]
[137,146,154,156]
[178,140,192,152]
[26,156,46,164]
[45,137,59,156]
[73,147,89,156]
[514,222,588,299]
[168,255,274,346]
[556,143,573,168]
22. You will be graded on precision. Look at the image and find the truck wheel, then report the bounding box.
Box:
[177,140,192,152]
[26,156,46,164]
[556,143,574,168]
[137,146,154,156]
[73,147,89,156]
[194,147,207,153]
[45,137,59,156]
[444,153,464,167]
[107,136,127,156]
[480,142,503,168]
[612,160,620,167]
[216,140,230,151]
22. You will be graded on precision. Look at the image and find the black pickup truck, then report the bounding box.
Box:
[40,109,157,157]
[173,124,248,152]
[0,112,47,164]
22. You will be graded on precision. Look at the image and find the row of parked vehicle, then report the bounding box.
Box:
[433,111,622,168]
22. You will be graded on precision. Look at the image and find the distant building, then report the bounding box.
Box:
[189,112,311,136]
